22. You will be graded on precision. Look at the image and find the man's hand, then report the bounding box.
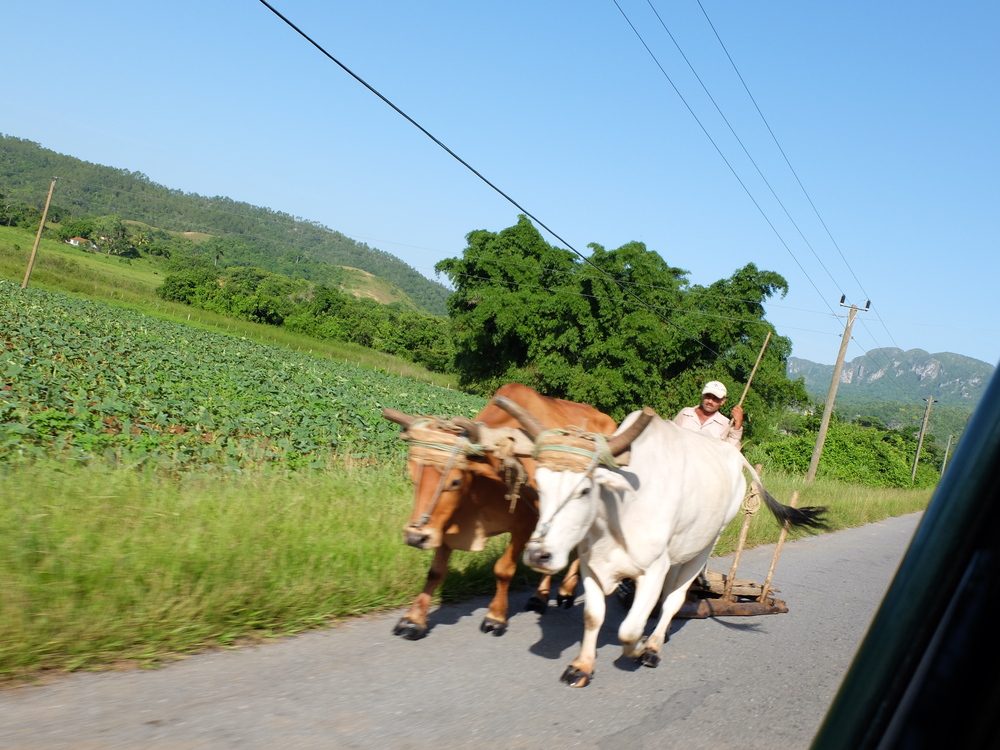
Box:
[731,405,744,429]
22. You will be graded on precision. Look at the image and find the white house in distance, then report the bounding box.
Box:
[67,237,96,249]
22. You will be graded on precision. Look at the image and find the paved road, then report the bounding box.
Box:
[0,513,921,750]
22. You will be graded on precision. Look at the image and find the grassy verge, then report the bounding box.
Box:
[0,460,931,684]
[0,459,510,683]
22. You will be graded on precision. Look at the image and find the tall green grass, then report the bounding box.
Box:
[0,460,508,681]
[0,461,931,683]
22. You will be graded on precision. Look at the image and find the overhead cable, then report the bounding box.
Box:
[256,0,725,358]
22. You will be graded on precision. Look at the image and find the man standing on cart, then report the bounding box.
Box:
[673,380,744,449]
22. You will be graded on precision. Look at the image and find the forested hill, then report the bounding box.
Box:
[789,348,994,409]
[0,134,451,315]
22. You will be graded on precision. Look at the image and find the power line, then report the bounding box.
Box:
[691,0,925,395]
[643,0,846,297]
[256,0,725,359]
[610,0,838,321]
[621,1,926,405]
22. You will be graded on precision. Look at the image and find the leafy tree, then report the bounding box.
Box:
[55,218,97,243]
[156,265,454,372]
[45,204,69,224]
[155,267,216,304]
[131,228,150,252]
[91,214,136,256]
[436,214,582,388]
[436,215,802,424]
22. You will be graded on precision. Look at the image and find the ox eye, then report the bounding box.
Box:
[579,487,591,496]
[448,479,463,490]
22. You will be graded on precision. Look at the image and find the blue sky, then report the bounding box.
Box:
[4,1,998,369]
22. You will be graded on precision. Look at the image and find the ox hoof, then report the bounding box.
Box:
[480,618,508,636]
[560,666,593,688]
[639,648,661,668]
[392,617,427,641]
[556,593,575,609]
[524,595,548,615]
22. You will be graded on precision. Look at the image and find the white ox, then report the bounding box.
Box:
[493,397,827,687]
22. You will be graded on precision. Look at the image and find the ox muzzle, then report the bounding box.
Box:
[524,529,559,573]
[403,519,440,550]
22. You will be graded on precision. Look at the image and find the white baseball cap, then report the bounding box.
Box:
[702,381,727,399]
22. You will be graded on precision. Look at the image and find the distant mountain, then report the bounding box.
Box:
[788,348,995,409]
[0,134,452,315]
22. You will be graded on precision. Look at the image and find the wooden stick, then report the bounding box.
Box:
[722,330,772,441]
[722,510,753,602]
[737,330,772,408]
[758,490,799,603]
[722,464,764,602]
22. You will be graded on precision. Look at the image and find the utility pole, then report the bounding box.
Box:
[911,396,938,482]
[22,178,57,290]
[941,434,953,475]
[806,297,869,483]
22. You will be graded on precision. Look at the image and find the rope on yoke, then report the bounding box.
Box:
[402,417,486,471]
[532,428,620,472]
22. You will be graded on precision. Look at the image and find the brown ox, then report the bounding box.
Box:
[383,383,617,640]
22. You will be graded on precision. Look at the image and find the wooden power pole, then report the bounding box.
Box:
[21,178,57,290]
[806,298,869,483]
[940,434,953,475]
[911,396,938,482]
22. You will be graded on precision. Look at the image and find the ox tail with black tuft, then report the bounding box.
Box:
[759,485,829,531]
[743,458,829,531]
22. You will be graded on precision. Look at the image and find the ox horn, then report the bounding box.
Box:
[449,416,481,443]
[605,407,657,456]
[382,408,416,429]
[491,395,547,440]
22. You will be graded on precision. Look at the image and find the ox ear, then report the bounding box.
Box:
[593,467,634,494]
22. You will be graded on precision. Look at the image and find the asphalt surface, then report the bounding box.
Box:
[0,512,922,750]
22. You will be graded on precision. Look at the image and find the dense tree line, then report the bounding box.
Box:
[831,399,971,449]
[436,215,807,427]
[0,134,450,314]
[749,409,942,488]
[155,262,453,371]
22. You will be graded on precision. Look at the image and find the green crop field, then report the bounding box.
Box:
[1,280,482,470]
